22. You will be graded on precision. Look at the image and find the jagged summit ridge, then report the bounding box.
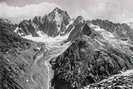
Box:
[16,7,71,38]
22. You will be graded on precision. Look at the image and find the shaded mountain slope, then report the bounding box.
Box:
[50,20,133,89]
[0,19,31,52]
[0,19,48,89]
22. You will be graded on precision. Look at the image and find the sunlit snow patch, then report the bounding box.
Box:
[54,9,63,32]
[90,24,130,47]
[14,27,24,36]
[66,19,74,29]
[22,30,70,44]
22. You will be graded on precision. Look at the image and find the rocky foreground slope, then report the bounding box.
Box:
[1,8,133,89]
[84,69,133,89]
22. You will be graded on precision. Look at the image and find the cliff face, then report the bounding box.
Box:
[17,8,71,37]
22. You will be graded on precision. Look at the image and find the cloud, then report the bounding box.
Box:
[67,0,133,23]
[0,2,61,23]
[0,0,133,23]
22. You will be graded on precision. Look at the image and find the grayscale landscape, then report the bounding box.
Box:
[0,0,133,89]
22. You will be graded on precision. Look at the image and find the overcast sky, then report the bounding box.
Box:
[0,0,133,23]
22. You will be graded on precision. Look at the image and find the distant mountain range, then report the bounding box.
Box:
[0,8,133,89]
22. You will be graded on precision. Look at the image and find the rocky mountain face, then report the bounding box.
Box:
[91,19,133,42]
[50,19,133,89]
[17,8,71,37]
[1,8,133,89]
[0,19,31,52]
[0,18,46,89]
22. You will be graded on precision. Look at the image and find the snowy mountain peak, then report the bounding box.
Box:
[53,7,63,14]
[48,7,70,24]
[17,8,71,37]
